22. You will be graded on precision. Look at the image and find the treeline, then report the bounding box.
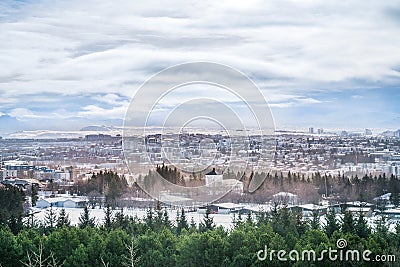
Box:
[84,162,400,206]
[75,171,128,208]
[0,185,25,234]
[139,166,400,204]
[139,164,205,190]
[225,171,400,204]
[0,204,400,266]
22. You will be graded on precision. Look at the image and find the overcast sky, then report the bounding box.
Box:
[0,0,400,133]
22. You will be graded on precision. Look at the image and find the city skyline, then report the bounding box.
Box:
[1,0,400,134]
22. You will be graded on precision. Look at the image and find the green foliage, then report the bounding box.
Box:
[77,170,128,208]
[324,208,339,237]
[176,208,188,234]
[56,208,71,228]
[0,227,21,267]
[310,211,320,230]
[341,210,355,234]
[30,184,39,207]
[78,206,96,229]
[0,186,25,234]
[0,203,399,267]
[355,211,370,239]
[199,207,215,232]
[44,204,57,230]
[104,204,112,230]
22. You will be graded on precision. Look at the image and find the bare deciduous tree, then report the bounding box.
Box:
[122,238,138,267]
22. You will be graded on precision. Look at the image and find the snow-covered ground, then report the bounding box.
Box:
[30,207,235,229]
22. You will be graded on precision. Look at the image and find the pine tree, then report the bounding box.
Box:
[31,184,39,207]
[104,204,112,230]
[376,214,388,239]
[341,210,355,234]
[245,211,253,225]
[355,211,370,238]
[199,207,215,232]
[56,208,70,228]
[176,208,188,234]
[162,208,171,229]
[154,201,164,230]
[235,211,243,227]
[113,209,127,229]
[189,217,197,231]
[255,209,268,226]
[44,203,57,229]
[145,207,154,229]
[78,205,96,228]
[324,208,339,237]
[310,211,319,230]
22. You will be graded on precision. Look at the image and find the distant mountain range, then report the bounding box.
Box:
[80,125,117,131]
[0,124,123,139]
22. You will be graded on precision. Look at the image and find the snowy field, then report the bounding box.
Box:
[30,207,236,229]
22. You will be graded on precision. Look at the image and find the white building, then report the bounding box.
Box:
[35,197,67,208]
[35,196,88,209]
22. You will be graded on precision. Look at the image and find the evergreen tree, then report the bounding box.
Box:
[245,211,253,225]
[295,210,307,236]
[376,214,388,239]
[145,207,154,229]
[390,192,400,207]
[30,184,39,207]
[355,211,370,238]
[8,213,23,235]
[154,201,164,230]
[0,185,25,233]
[113,209,128,229]
[255,209,268,226]
[162,208,171,229]
[44,203,57,229]
[189,217,197,232]
[104,204,112,230]
[56,208,70,228]
[78,205,96,228]
[342,210,355,234]
[199,207,215,232]
[310,211,319,230]
[324,208,339,237]
[176,208,188,234]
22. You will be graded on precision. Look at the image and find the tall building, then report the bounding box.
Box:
[309,127,314,134]
[365,129,372,135]
[317,128,324,134]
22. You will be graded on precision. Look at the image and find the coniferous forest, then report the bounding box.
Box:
[1,184,400,267]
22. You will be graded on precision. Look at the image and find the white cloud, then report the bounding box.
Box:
[269,96,322,108]
[92,93,128,106]
[0,0,399,129]
[78,104,128,120]
[1,0,399,98]
[8,108,36,120]
[7,107,78,121]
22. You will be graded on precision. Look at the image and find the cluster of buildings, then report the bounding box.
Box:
[1,130,400,210]
[199,191,400,223]
[0,159,71,182]
[273,130,400,178]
